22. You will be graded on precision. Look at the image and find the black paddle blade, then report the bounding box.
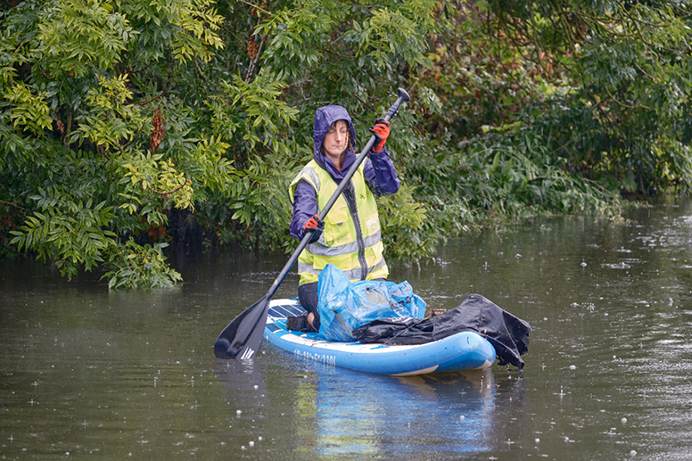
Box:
[214,295,270,360]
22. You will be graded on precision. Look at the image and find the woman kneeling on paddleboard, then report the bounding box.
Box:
[288,105,401,332]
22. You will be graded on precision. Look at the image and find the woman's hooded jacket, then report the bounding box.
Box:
[289,105,400,240]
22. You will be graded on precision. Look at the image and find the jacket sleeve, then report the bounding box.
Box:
[363,146,400,197]
[289,180,318,240]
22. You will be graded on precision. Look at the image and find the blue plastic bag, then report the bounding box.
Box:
[316,264,427,342]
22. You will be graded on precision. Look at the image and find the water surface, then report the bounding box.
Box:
[2,198,692,460]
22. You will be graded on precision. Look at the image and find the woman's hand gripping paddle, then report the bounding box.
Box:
[214,88,411,360]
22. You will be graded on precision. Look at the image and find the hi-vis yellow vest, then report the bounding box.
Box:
[289,160,388,285]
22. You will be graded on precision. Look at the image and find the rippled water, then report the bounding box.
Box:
[2,198,692,460]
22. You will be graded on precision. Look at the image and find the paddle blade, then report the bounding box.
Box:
[214,295,270,360]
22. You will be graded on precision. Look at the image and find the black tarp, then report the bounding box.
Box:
[352,293,532,369]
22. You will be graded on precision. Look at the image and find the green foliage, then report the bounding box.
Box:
[103,238,182,289]
[350,6,433,69]
[36,0,134,77]
[3,0,692,289]
[462,127,620,217]
[480,0,692,196]
[378,182,438,261]
[227,149,300,252]
[10,193,116,279]
[206,69,298,151]
[3,82,52,135]
[417,2,552,141]
[73,74,145,149]
[1,0,235,288]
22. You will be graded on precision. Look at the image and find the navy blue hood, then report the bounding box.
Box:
[313,105,357,177]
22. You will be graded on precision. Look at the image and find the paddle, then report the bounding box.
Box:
[214,88,411,360]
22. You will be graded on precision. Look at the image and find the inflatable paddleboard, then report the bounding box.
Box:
[263,299,497,376]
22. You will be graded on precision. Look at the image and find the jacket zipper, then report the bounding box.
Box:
[342,180,368,280]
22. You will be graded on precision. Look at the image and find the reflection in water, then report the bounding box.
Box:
[213,350,531,460]
[278,359,529,459]
[312,369,497,458]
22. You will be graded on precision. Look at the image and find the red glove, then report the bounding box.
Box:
[369,118,390,153]
[304,214,324,242]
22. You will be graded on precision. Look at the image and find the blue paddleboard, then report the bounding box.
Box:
[263,299,497,376]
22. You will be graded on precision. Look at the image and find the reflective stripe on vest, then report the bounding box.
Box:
[297,257,387,281]
[307,229,382,257]
[289,159,388,285]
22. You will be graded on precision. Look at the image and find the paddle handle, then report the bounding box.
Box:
[266,88,411,300]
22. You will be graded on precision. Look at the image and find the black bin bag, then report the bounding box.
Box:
[353,293,532,370]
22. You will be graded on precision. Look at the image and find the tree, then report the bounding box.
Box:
[1,0,234,287]
[477,0,692,196]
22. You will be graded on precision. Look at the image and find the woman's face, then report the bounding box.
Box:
[322,120,349,164]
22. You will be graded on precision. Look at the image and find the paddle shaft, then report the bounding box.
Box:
[265,88,410,301]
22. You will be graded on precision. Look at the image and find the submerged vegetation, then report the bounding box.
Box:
[1,0,691,287]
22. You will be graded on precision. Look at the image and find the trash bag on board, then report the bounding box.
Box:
[352,293,531,370]
[316,264,427,342]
